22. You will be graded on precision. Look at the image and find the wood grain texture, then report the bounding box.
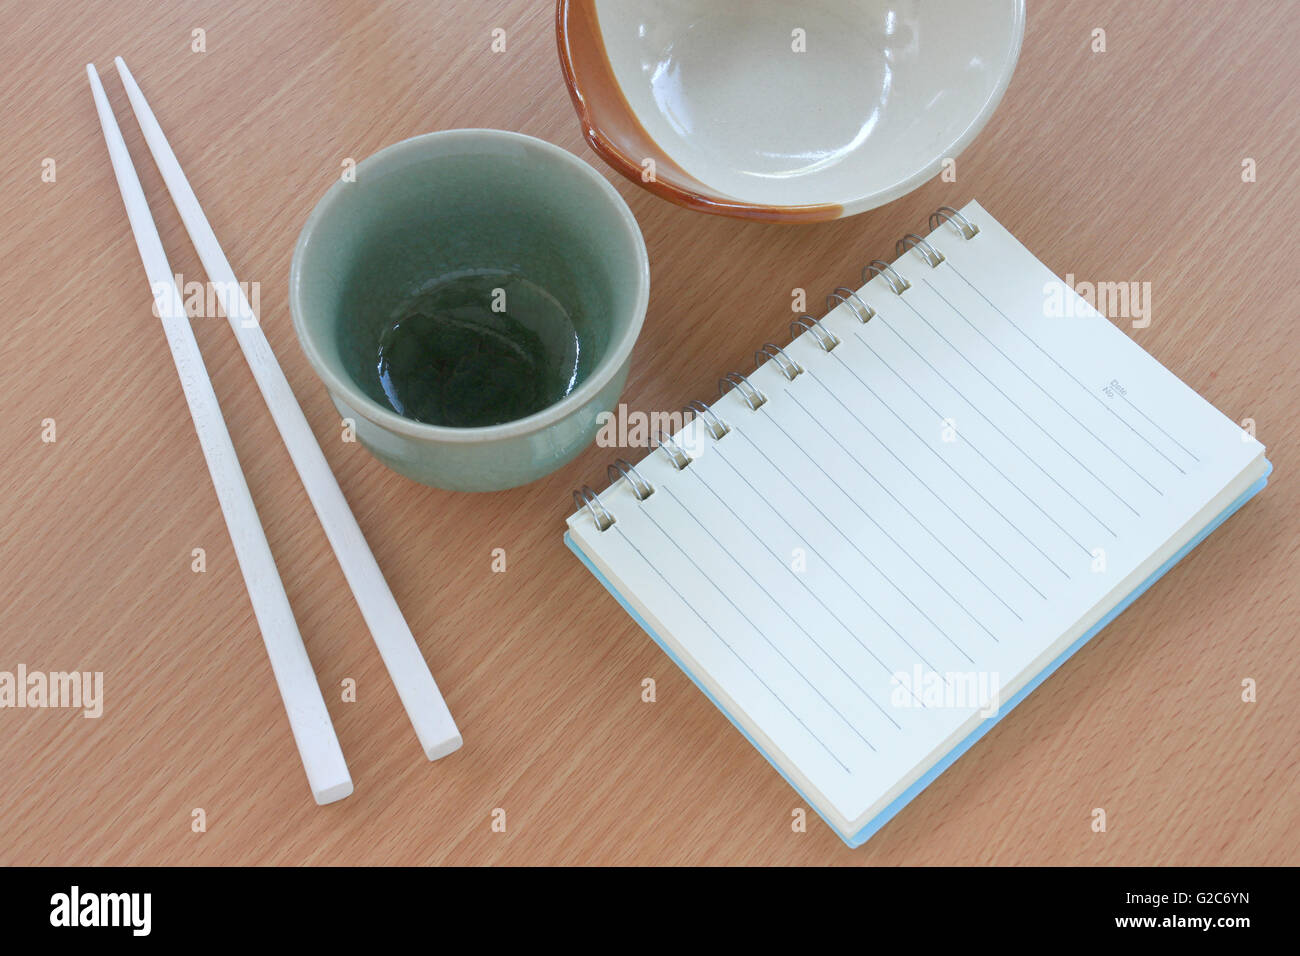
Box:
[1,0,1296,865]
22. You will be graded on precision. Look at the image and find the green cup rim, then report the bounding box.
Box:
[289,128,650,443]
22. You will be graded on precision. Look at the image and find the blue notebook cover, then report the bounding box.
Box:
[566,460,1270,848]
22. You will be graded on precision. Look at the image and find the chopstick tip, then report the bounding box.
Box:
[114,56,141,94]
[85,63,106,97]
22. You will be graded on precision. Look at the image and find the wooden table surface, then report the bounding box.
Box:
[2,0,1297,866]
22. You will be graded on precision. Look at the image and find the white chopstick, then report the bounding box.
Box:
[87,64,352,806]
[114,57,462,762]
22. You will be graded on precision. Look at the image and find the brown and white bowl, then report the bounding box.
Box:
[557,0,1025,222]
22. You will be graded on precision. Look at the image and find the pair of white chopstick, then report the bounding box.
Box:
[87,58,461,805]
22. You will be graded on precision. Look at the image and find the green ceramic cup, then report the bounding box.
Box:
[289,129,649,491]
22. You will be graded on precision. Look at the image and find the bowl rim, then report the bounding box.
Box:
[555,0,1027,222]
[288,128,651,444]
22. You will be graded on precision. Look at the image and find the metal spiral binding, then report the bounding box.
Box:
[718,371,766,410]
[573,206,981,531]
[896,233,945,267]
[929,205,979,239]
[607,458,654,500]
[864,258,910,294]
[656,430,692,470]
[755,343,802,381]
[790,314,839,351]
[826,286,874,323]
[683,399,729,440]
[573,485,615,531]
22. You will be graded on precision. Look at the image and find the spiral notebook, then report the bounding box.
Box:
[564,201,1270,848]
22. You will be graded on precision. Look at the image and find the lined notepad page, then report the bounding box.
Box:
[567,202,1266,830]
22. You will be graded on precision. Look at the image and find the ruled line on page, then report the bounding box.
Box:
[632,511,883,757]
[918,276,1169,499]
[726,426,979,665]
[758,401,1003,644]
[612,524,857,771]
[821,342,1073,577]
[851,331,1093,558]
[884,292,1135,526]
[782,388,1024,621]
[678,463,943,675]
[796,367,1049,600]
[657,483,913,723]
[940,261,1192,477]
[1114,390,1200,462]
[708,442,951,671]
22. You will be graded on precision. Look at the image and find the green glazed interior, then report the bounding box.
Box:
[295,132,641,429]
[289,130,649,490]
